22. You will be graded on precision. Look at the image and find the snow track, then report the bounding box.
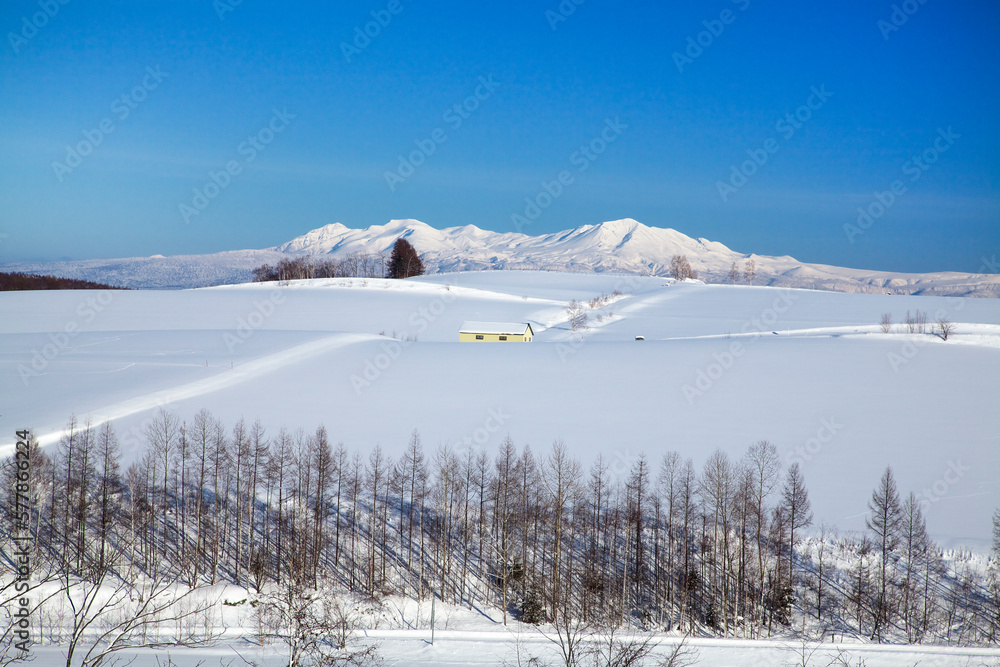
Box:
[1,272,998,548]
[0,333,373,453]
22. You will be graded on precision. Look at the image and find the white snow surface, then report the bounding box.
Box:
[3,218,999,295]
[18,591,1000,666]
[21,632,1000,667]
[0,271,998,551]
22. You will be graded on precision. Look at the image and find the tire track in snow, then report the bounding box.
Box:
[0,333,375,453]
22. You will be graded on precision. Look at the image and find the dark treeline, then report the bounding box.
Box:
[3,411,999,646]
[252,253,389,283]
[0,272,127,291]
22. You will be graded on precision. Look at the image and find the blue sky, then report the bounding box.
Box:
[1,0,997,273]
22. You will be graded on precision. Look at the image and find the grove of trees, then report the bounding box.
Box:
[669,256,697,281]
[0,272,127,292]
[3,412,999,656]
[252,253,389,283]
[251,238,426,284]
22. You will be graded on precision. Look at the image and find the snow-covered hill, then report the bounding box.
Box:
[1,271,998,549]
[2,218,998,296]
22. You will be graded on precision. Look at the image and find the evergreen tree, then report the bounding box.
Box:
[387,238,425,279]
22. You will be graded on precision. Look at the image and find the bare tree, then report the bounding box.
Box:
[900,492,930,642]
[12,406,998,648]
[905,310,928,334]
[625,454,651,607]
[539,614,589,667]
[989,506,1000,643]
[880,313,893,334]
[542,441,581,622]
[670,255,697,281]
[58,539,221,667]
[94,422,121,573]
[500,625,547,667]
[745,440,781,631]
[814,523,833,627]
[728,262,740,285]
[492,437,519,625]
[744,258,756,285]
[145,408,179,565]
[257,582,381,667]
[657,453,683,626]
[656,636,699,667]
[780,636,826,667]
[567,300,588,331]
[700,449,736,633]
[780,462,813,614]
[936,317,955,341]
[866,466,903,642]
[591,623,659,667]
[676,457,698,632]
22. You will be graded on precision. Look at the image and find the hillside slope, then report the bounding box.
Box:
[1,271,997,548]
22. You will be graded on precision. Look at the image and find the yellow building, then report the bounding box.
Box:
[459,321,534,342]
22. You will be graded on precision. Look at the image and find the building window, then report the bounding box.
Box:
[475,334,484,340]
[499,335,508,341]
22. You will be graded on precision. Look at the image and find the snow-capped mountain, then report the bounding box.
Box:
[2,218,998,296]
[274,218,735,277]
[271,218,1000,297]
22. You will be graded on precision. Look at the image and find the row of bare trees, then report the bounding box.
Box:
[879,311,955,339]
[252,252,389,283]
[727,258,755,285]
[3,412,999,654]
[670,256,697,281]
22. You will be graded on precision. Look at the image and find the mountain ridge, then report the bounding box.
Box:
[1,219,997,296]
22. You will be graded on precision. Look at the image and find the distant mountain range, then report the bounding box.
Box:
[3,218,997,296]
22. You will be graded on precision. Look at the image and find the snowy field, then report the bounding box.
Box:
[19,634,1000,667]
[1,271,999,551]
[17,593,1000,666]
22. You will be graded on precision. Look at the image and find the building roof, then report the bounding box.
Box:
[459,321,533,335]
